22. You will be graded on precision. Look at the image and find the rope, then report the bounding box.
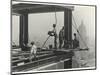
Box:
[41,36,50,49]
[72,15,88,48]
[41,7,58,49]
[55,8,57,25]
[54,7,58,69]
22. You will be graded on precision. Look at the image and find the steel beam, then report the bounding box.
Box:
[12,3,74,14]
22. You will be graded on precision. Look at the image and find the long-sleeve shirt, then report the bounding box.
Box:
[31,45,37,54]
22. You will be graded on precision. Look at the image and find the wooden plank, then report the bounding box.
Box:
[12,56,57,72]
[12,53,54,64]
[12,51,53,57]
[12,54,71,72]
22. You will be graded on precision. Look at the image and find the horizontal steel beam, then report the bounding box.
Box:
[12,3,74,14]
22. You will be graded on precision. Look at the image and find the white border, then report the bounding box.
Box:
[0,0,99,75]
[11,1,96,74]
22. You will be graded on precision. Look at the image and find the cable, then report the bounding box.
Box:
[41,7,58,49]
[41,35,50,49]
[55,8,57,25]
[54,8,58,69]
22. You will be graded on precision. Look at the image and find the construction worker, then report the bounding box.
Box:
[30,41,37,62]
[59,26,64,49]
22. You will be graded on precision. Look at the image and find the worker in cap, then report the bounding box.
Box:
[30,41,37,62]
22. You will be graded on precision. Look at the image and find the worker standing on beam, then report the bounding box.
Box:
[59,26,65,49]
[30,41,37,62]
[73,33,79,49]
[53,24,57,49]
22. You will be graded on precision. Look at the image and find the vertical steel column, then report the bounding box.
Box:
[64,9,69,41]
[64,58,72,68]
[68,10,72,41]
[23,14,28,45]
[64,9,72,47]
[19,15,24,48]
[64,9,72,68]
[19,14,28,49]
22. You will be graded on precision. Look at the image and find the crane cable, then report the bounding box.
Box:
[55,8,57,25]
[41,7,57,49]
[72,14,88,49]
[54,8,58,69]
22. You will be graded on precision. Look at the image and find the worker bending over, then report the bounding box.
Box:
[30,41,37,62]
[73,33,79,49]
